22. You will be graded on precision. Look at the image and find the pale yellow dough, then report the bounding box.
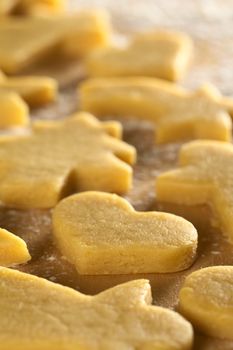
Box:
[0,0,65,15]
[62,10,111,57]
[0,113,135,208]
[86,30,193,81]
[0,72,57,106]
[0,0,18,15]
[52,191,197,275]
[79,78,232,143]
[0,267,193,349]
[179,266,233,340]
[0,11,110,73]
[17,0,65,15]
[156,140,233,242]
[0,228,30,266]
[0,91,29,128]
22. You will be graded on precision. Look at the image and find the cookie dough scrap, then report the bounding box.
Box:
[85,30,193,81]
[0,72,57,106]
[0,0,18,15]
[16,0,66,15]
[53,191,198,275]
[0,11,111,73]
[0,228,30,266]
[179,266,233,340]
[0,268,193,350]
[80,78,232,143]
[0,113,135,208]
[0,0,65,15]
[0,91,29,128]
[156,140,233,242]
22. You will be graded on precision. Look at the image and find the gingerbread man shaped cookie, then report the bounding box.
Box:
[0,113,135,208]
[0,268,193,350]
[80,78,232,143]
[156,140,233,242]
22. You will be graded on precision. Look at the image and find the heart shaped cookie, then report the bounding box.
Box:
[52,191,198,274]
[0,267,193,350]
[179,266,233,340]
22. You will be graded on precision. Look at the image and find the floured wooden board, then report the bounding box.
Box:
[1,1,233,349]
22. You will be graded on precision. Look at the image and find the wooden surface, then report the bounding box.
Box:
[2,1,233,349]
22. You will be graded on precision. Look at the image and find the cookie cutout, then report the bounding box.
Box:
[0,228,30,266]
[80,78,232,143]
[179,266,233,340]
[0,91,29,128]
[86,30,192,81]
[0,72,57,106]
[156,140,233,242]
[62,10,111,57]
[0,268,193,349]
[53,191,197,275]
[0,113,135,208]
[0,12,110,73]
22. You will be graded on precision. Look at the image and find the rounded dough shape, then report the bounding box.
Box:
[179,266,233,340]
[52,191,198,275]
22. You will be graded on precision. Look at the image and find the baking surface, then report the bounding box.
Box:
[2,1,233,349]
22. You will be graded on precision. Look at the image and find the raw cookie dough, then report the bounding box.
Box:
[156,140,233,242]
[86,30,192,81]
[0,0,65,15]
[16,0,65,15]
[0,91,29,128]
[179,266,233,340]
[0,0,18,15]
[0,72,57,106]
[62,10,111,57]
[0,11,110,73]
[0,268,193,350]
[0,228,30,266]
[79,78,232,143]
[52,191,198,275]
[0,113,135,208]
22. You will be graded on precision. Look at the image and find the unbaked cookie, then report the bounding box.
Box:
[52,191,198,274]
[80,78,232,143]
[0,113,135,208]
[0,267,193,350]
